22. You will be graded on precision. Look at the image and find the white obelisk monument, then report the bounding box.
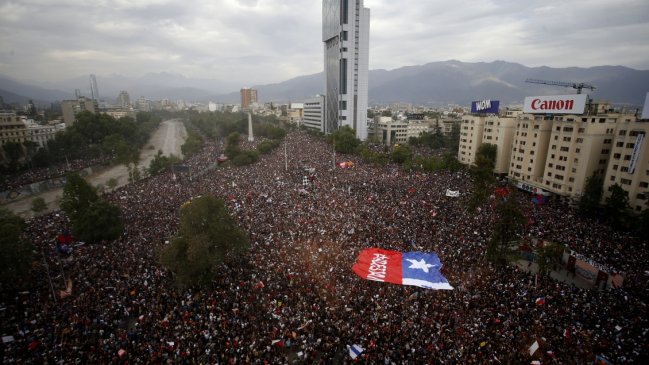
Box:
[247,112,254,142]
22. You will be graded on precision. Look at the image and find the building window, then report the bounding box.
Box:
[619,130,626,136]
[610,175,615,181]
[601,149,609,154]
[620,178,631,185]
[612,165,618,170]
[640,182,649,188]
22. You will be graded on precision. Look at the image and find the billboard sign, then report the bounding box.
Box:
[642,92,649,120]
[523,94,587,114]
[471,99,499,114]
[627,133,644,174]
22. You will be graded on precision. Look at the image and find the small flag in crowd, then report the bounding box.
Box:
[530,361,541,365]
[118,349,126,357]
[352,248,453,290]
[595,354,613,365]
[535,297,545,305]
[348,344,364,359]
[528,340,539,356]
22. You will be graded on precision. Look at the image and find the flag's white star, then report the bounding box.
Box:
[406,258,436,273]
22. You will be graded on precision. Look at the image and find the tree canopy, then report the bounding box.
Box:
[604,184,630,229]
[0,208,34,289]
[486,187,525,268]
[61,173,123,242]
[159,195,250,288]
[579,172,604,218]
[329,126,360,154]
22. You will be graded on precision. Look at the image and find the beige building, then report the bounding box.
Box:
[458,115,485,166]
[541,114,619,196]
[603,120,649,212]
[1,112,59,157]
[505,110,637,200]
[0,112,28,146]
[482,116,516,174]
[457,100,645,207]
[375,117,431,146]
[61,97,99,126]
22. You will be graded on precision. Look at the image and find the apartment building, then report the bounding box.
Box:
[541,114,618,196]
[302,95,325,132]
[1,112,59,149]
[240,88,258,111]
[458,115,485,166]
[604,119,649,211]
[507,115,553,184]
[61,96,99,126]
[482,116,516,174]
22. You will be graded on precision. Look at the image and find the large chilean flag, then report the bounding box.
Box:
[352,248,453,290]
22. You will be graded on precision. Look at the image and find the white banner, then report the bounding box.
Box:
[523,94,587,114]
[628,133,644,174]
[641,92,649,120]
[445,189,460,197]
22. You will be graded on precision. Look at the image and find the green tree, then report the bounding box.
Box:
[391,144,413,164]
[637,192,649,236]
[159,195,250,287]
[232,150,259,166]
[2,141,23,168]
[31,197,47,214]
[467,143,497,210]
[181,130,205,157]
[579,172,604,218]
[106,178,118,191]
[0,208,34,289]
[148,150,179,176]
[381,110,392,117]
[73,201,124,243]
[486,188,525,268]
[329,125,360,154]
[536,243,564,276]
[604,184,630,229]
[447,122,461,152]
[257,140,280,154]
[224,132,242,158]
[60,173,99,221]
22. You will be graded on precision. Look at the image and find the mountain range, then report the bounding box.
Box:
[2,60,648,108]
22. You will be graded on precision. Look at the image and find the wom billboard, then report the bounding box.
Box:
[523,94,587,114]
[471,100,499,114]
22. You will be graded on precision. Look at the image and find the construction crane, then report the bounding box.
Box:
[525,78,596,94]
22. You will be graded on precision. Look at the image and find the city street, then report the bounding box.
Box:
[1,119,187,217]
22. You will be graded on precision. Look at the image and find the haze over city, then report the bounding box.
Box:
[1,0,648,87]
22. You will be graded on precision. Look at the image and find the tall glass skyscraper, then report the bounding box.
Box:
[89,74,100,101]
[322,0,370,140]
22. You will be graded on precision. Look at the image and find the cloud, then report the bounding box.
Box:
[0,0,647,88]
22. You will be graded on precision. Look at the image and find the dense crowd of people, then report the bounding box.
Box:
[1,129,647,364]
[0,156,111,192]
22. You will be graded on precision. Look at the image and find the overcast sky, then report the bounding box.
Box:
[1,0,648,86]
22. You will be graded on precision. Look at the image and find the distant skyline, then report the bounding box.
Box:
[1,0,648,87]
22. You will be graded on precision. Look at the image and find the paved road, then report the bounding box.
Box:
[2,119,187,218]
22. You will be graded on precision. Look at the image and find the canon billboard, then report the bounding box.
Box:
[471,99,499,114]
[523,94,587,114]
